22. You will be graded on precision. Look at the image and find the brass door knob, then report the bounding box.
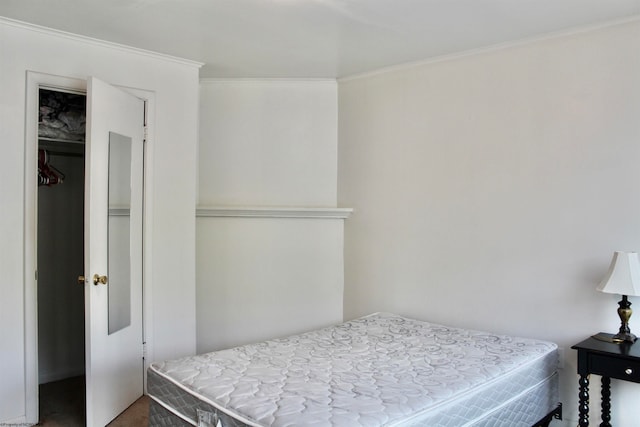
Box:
[78,275,86,285]
[93,274,108,285]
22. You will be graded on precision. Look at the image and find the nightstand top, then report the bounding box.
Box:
[572,333,640,359]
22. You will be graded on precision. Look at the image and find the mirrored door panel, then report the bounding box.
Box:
[107,131,133,334]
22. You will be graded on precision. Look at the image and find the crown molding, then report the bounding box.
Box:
[339,14,640,83]
[0,16,203,68]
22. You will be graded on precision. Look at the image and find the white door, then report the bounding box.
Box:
[84,77,145,426]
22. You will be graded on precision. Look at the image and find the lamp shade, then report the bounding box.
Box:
[597,251,640,296]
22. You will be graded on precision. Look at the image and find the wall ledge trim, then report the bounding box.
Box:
[196,206,353,219]
[199,78,337,85]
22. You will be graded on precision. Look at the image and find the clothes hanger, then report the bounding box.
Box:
[38,148,65,186]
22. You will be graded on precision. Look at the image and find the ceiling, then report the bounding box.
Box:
[1,0,640,79]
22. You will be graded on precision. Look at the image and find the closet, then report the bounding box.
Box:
[37,88,86,424]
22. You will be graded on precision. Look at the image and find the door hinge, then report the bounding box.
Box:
[143,125,148,142]
[142,341,147,360]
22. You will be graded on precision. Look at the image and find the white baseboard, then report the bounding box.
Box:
[554,418,575,427]
[0,414,28,425]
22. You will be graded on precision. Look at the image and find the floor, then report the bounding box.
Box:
[38,376,149,426]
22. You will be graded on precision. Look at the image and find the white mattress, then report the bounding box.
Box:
[148,312,559,427]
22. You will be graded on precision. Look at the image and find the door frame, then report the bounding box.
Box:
[23,71,156,424]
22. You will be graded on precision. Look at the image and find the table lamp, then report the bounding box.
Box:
[596,251,640,343]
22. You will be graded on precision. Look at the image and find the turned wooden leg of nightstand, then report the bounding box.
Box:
[600,376,611,427]
[578,374,589,427]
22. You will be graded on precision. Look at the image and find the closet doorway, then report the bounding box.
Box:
[37,87,87,425]
[25,73,149,426]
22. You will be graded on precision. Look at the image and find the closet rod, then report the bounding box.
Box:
[45,150,84,158]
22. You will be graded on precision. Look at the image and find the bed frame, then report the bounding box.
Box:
[532,403,563,427]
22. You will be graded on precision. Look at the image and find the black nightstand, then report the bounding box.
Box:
[572,335,640,426]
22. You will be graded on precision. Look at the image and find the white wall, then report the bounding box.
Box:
[196,80,344,352]
[0,18,199,423]
[198,80,338,206]
[338,19,640,427]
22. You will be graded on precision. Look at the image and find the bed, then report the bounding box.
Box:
[147,312,562,427]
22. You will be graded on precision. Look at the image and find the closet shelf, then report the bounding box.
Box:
[196,206,353,219]
[39,137,85,145]
[39,138,85,157]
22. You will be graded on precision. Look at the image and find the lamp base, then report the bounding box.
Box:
[614,295,636,344]
[592,332,637,344]
[612,331,637,343]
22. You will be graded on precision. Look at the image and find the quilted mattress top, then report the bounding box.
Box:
[149,312,557,426]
